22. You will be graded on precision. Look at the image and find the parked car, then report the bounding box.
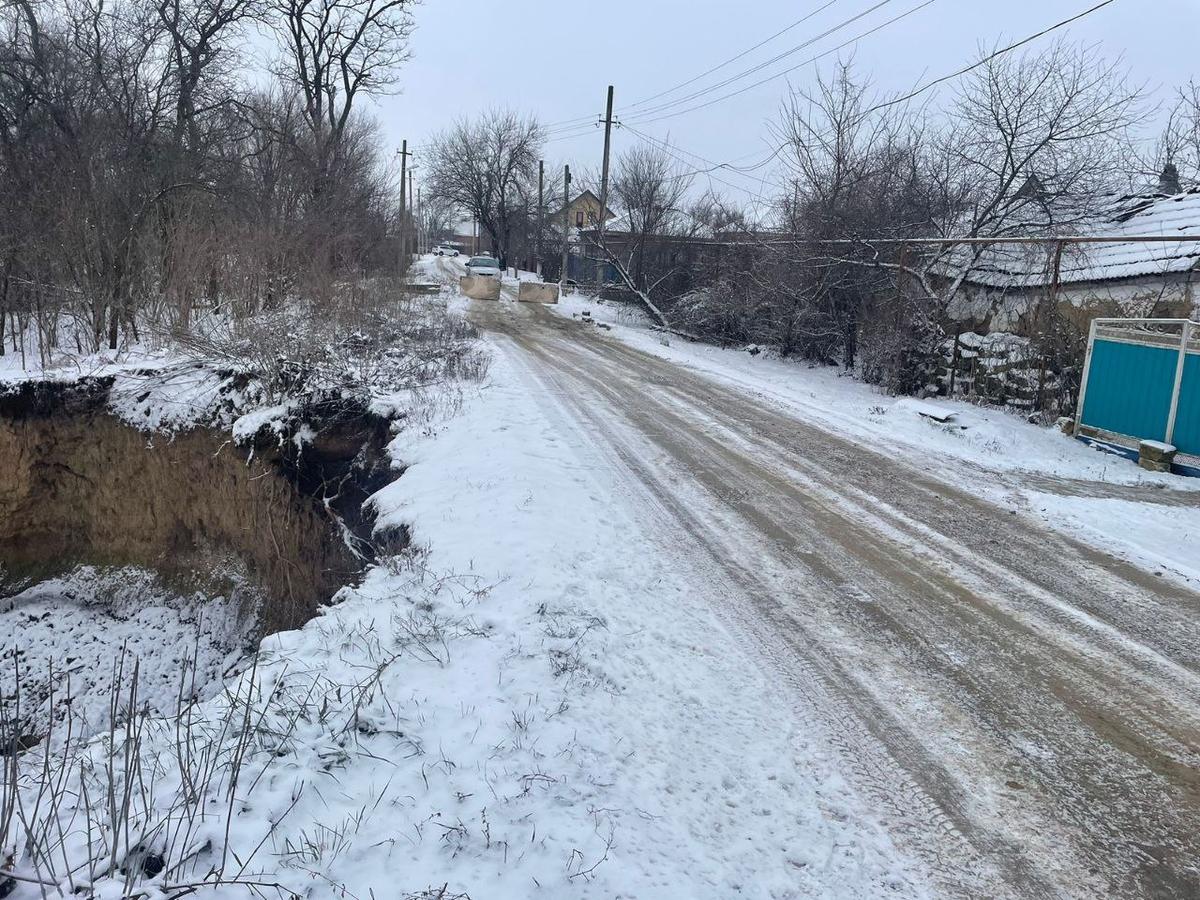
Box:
[432,245,460,257]
[465,256,502,277]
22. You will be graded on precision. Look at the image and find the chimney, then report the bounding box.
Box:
[1159,162,1182,196]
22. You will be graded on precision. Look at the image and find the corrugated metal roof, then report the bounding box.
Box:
[957,189,1200,289]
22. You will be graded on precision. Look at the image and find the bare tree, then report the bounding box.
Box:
[1156,80,1200,189]
[754,44,1143,392]
[418,194,457,249]
[274,0,414,134]
[425,109,544,269]
[0,0,410,357]
[939,41,1143,251]
[156,0,262,148]
[768,60,937,368]
[606,143,694,292]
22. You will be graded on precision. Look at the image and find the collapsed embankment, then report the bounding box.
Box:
[0,375,400,636]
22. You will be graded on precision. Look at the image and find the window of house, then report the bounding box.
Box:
[576,210,584,228]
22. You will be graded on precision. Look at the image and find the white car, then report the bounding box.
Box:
[465,256,502,277]
[432,246,459,257]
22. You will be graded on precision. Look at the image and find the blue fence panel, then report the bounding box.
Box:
[1080,339,1179,443]
[1172,353,1200,456]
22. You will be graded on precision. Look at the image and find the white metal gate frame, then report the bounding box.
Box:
[1074,317,1200,446]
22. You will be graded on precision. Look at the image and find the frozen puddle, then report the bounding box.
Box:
[1,566,251,746]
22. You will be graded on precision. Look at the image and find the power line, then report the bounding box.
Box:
[625,0,845,110]
[623,0,1121,195]
[624,125,790,194]
[543,0,902,137]
[544,1,848,130]
[545,113,598,131]
[622,0,900,122]
[867,0,1120,112]
[545,124,602,146]
[621,0,938,127]
[627,0,1119,128]
[544,0,922,166]
[621,125,781,208]
[545,0,1123,216]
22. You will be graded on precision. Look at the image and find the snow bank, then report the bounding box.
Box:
[1020,492,1200,587]
[3,334,924,898]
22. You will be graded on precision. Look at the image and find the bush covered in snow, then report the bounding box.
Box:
[173,284,489,416]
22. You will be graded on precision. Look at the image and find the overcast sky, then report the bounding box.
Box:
[371,0,1200,213]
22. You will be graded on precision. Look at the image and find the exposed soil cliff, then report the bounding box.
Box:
[0,377,399,636]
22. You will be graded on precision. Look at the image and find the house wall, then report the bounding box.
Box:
[566,196,604,229]
[939,271,1197,414]
[451,233,482,255]
[948,272,1198,336]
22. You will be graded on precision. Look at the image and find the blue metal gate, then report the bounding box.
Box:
[1076,319,1200,456]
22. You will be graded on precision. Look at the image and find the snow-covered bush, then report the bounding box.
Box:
[173,281,489,413]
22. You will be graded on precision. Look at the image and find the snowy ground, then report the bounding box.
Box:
[553,291,1200,586]
[2,273,929,897]
[0,566,248,744]
[344,343,928,897]
[460,282,1200,895]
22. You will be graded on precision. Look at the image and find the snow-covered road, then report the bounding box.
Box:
[451,264,1200,898]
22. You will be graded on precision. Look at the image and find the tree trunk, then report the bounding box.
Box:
[0,260,8,356]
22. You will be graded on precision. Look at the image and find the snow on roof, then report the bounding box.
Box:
[603,212,633,234]
[577,208,721,240]
[956,189,1200,289]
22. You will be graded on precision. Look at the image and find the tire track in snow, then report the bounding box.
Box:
[467,298,1200,898]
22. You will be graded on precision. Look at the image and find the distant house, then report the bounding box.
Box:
[946,184,1200,336]
[553,190,617,232]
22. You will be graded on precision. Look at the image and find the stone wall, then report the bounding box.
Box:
[936,331,1071,413]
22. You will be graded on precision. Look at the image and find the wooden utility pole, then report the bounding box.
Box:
[560,164,572,288]
[397,140,411,272]
[536,160,545,277]
[1038,240,1066,412]
[597,85,615,248]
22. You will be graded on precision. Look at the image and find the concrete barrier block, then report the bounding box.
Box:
[459,275,501,301]
[518,282,560,304]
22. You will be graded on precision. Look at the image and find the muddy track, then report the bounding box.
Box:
[454,276,1200,899]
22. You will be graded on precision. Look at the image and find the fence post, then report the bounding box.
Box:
[1074,317,1100,435]
[1165,320,1194,444]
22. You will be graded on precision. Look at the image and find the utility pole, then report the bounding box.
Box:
[560,164,572,289]
[397,140,411,272]
[416,186,422,255]
[597,85,615,249]
[536,160,545,278]
[408,168,415,257]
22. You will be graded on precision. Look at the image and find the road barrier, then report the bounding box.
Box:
[459,275,501,301]
[518,282,560,304]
